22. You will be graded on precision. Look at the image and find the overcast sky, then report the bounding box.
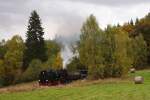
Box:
[0,0,150,41]
[0,0,150,66]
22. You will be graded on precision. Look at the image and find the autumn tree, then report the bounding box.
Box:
[0,35,25,85]
[102,26,133,77]
[122,22,135,36]
[42,40,61,70]
[46,40,61,58]
[78,15,134,79]
[113,27,133,76]
[134,13,150,64]
[78,15,106,79]
[52,52,63,70]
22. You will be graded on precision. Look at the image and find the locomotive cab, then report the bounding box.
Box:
[39,70,48,86]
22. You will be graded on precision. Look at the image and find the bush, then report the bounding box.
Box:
[88,64,105,79]
[21,59,42,82]
[0,59,13,86]
[67,57,87,73]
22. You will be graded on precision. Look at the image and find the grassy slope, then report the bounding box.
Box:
[0,70,150,100]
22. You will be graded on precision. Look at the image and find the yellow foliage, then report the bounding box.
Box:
[52,52,63,70]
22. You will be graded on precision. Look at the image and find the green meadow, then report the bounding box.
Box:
[0,70,149,100]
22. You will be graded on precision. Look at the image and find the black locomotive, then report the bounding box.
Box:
[38,69,88,86]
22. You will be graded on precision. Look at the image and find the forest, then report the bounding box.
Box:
[0,10,150,87]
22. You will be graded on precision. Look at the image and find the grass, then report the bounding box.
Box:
[0,70,150,100]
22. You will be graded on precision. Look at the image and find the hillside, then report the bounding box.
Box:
[0,70,150,100]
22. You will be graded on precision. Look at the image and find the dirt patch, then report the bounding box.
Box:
[0,82,40,93]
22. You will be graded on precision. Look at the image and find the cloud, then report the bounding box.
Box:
[66,0,150,6]
[0,0,84,40]
[0,0,150,40]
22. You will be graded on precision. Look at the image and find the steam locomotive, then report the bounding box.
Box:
[38,69,88,86]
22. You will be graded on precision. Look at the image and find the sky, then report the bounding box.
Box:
[0,0,150,67]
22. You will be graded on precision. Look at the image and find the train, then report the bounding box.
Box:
[38,69,88,86]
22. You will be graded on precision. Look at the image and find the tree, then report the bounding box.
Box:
[134,13,150,64]
[112,27,133,76]
[1,35,25,85]
[122,22,135,36]
[78,14,105,79]
[23,10,47,69]
[5,35,25,69]
[78,15,134,79]
[130,19,134,26]
[0,59,5,86]
[130,34,147,69]
[52,52,63,70]
[0,40,7,59]
[103,25,117,77]
[135,18,139,25]
[103,26,133,77]
[42,40,61,70]
[45,40,61,58]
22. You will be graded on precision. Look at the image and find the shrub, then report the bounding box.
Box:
[67,56,87,73]
[88,64,105,79]
[21,59,42,82]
